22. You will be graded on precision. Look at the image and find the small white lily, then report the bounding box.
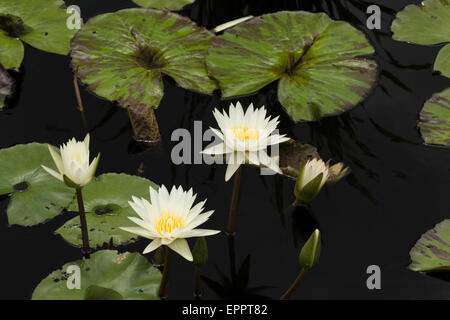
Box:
[202,102,290,181]
[294,158,330,203]
[120,185,220,261]
[42,134,100,188]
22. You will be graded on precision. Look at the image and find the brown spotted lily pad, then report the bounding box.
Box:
[71,8,217,140]
[0,63,12,109]
[0,0,77,70]
[418,88,450,146]
[56,173,158,248]
[32,250,161,300]
[206,11,377,122]
[409,219,450,272]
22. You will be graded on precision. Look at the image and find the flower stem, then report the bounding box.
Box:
[75,187,90,258]
[227,166,243,234]
[280,268,309,300]
[159,247,171,299]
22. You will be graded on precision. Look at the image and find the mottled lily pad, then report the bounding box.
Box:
[32,250,161,300]
[0,0,77,70]
[206,11,377,122]
[0,63,12,109]
[409,219,450,272]
[278,140,350,183]
[0,143,74,226]
[132,0,194,11]
[71,8,216,115]
[56,173,158,248]
[418,88,450,146]
[391,0,450,78]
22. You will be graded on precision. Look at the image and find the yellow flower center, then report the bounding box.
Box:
[155,212,185,235]
[232,126,259,142]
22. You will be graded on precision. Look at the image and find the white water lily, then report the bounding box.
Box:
[120,185,220,261]
[202,102,290,181]
[294,158,330,203]
[42,134,100,188]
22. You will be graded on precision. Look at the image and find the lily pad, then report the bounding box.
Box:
[391,0,450,78]
[0,143,74,226]
[0,0,77,70]
[71,8,216,115]
[32,250,162,300]
[132,0,195,11]
[0,63,12,109]
[418,88,450,146]
[409,219,450,272]
[279,140,319,178]
[56,173,158,248]
[206,11,377,122]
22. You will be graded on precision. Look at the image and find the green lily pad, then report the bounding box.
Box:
[392,0,450,78]
[0,143,74,226]
[435,43,450,78]
[71,8,216,116]
[0,0,78,70]
[418,88,450,146]
[0,63,12,109]
[32,250,162,300]
[206,11,377,122]
[409,219,450,272]
[56,173,158,248]
[132,0,195,11]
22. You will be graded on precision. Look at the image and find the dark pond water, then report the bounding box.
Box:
[0,0,449,299]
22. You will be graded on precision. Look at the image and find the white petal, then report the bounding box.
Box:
[143,238,162,254]
[47,145,64,174]
[225,153,244,182]
[119,226,158,240]
[168,238,193,261]
[202,142,228,155]
[41,165,63,182]
[180,229,221,238]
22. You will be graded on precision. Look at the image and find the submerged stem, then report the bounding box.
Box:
[227,166,243,234]
[159,247,171,299]
[194,267,202,298]
[75,187,90,258]
[73,73,88,130]
[280,268,309,300]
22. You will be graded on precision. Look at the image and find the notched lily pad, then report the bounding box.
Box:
[0,143,74,226]
[0,0,78,70]
[0,63,13,109]
[56,173,158,248]
[132,0,195,11]
[392,0,450,78]
[206,11,377,122]
[71,8,216,114]
[418,88,450,146]
[32,250,162,300]
[409,219,450,272]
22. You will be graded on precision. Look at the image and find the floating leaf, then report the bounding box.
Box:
[435,43,450,78]
[132,0,194,11]
[409,220,450,272]
[56,173,158,248]
[418,88,450,146]
[0,0,77,70]
[278,140,319,179]
[392,0,450,78]
[0,143,74,226]
[32,250,161,300]
[0,63,12,109]
[71,8,216,114]
[206,11,377,121]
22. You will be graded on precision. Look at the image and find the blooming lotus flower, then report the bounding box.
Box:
[294,158,329,204]
[120,185,220,261]
[202,102,290,181]
[42,134,100,188]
